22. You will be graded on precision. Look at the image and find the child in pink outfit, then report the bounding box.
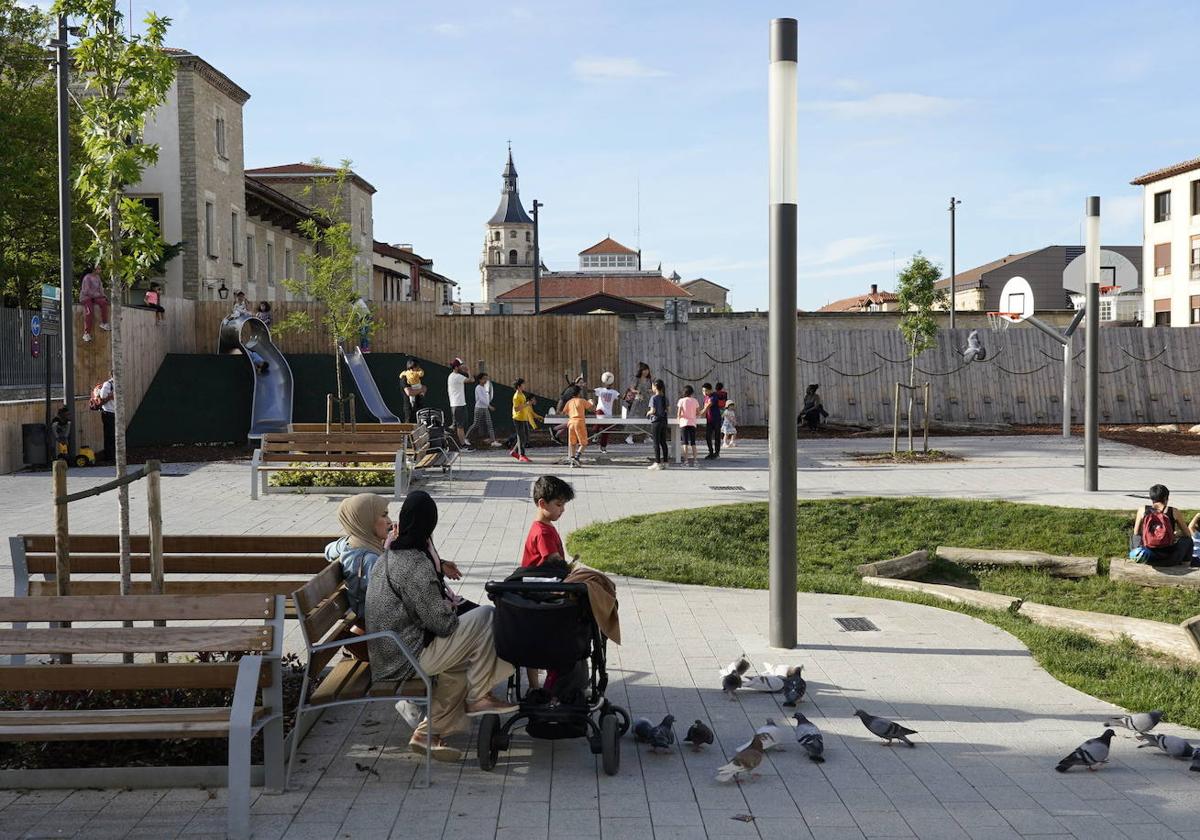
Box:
[676,385,700,467]
[80,267,110,342]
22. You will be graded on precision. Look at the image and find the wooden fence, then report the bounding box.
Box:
[620,318,1200,428]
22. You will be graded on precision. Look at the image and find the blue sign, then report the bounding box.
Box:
[30,315,41,337]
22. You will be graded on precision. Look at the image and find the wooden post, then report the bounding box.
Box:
[146,459,166,663]
[53,459,69,595]
[348,394,356,432]
[892,382,900,454]
[326,393,334,429]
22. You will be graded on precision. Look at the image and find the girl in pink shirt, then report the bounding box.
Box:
[676,385,700,467]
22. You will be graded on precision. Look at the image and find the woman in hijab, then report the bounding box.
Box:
[324,493,391,621]
[366,490,516,761]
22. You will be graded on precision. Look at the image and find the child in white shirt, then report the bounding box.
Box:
[593,371,621,454]
[722,400,738,448]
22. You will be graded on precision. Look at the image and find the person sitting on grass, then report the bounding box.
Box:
[366,491,515,762]
[1190,512,1200,568]
[1130,484,1194,566]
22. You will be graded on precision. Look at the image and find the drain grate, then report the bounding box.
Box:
[834,616,879,632]
[709,485,746,491]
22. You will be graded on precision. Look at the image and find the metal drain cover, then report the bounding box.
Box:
[835,617,879,632]
[709,485,746,491]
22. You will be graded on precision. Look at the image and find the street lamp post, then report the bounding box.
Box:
[53,14,76,457]
[1084,197,1100,491]
[948,197,960,330]
[532,199,543,314]
[768,17,798,649]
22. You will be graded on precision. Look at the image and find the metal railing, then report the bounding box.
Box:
[0,308,62,389]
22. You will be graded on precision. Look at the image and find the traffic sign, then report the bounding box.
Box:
[40,285,60,336]
[31,336,40,358]
[30,315,41,337]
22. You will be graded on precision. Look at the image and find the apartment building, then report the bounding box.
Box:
[1131,157,1200,326]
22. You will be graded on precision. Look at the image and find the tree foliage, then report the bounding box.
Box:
[277,160,374,404]
[894,252,946,452]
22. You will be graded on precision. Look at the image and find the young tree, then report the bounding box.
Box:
[895,253,946,452]
[56,0,174,593]
[276,160,375,419]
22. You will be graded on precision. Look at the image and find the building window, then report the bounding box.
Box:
[1154,190,1171,223]
[1192,180,1200,217]
[205,201,216,257]
[524,249,531,264]
[231,212,240,264]
[508,249,518,265]
[215,115,227,159]
[442,283,452,306]
[284,246,292,282]
[510,230,516,238]
[1099,298,1114,321]
[245,235,255,280]
[1192,236,1200,280]
[526,231,531,242]
[1192,296,1200,325]
[493,231,500,241]
[266,242,274,285]
[359,206,365,233]
[1154,242,1171,276]
[1155,299,1171,327]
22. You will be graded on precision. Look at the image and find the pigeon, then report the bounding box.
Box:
[781,666,807,707]
[792,712,825,763]
[715,734,764,783]
[743,673,785,692]
[683,720,714,750]
[737,718,791,752]
[1136,732,1195,759]
[961,329,987,363]
[1106,710,1162,734]
[646,715,676,751]
[1055,729,1115,772]
[720,656,750,699]
[632,718,653,743]
[855,709,918,747]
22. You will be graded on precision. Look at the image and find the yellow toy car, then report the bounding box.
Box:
[56,440,96,468]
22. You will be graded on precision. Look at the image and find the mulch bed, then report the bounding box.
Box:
[848,450,964,464]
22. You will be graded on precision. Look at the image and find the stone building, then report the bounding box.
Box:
[479,146,535,302]
[372,241,456,308]
[680,278,730,312]
[817,284,900,313]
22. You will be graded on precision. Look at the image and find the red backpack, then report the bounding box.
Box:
[1140,506,1175,549]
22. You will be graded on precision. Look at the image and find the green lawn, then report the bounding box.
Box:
[567,498,1200,729]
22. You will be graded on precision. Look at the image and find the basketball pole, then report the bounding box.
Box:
[1084,197,1100,492]
[768,18,798,649]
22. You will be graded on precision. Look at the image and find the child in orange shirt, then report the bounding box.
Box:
[564,392,593,467]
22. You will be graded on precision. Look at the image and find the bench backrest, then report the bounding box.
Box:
[410,425,430,454]
[292,562,356,675]
[291,423,415,434]
[259,432,410,463]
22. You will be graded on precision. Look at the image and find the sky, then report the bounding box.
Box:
[96,1,1200,309]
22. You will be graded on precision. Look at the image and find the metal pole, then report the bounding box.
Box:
[768,18,798,649]
[55,14,76,458]
[1084,196,1100,491]
[1062,339,1072,438]
[949,197,957,330]
[532,200,542,314]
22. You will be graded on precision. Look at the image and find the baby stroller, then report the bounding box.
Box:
[478,578,630,775]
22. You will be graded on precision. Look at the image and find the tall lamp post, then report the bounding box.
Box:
[768,17,798,649]
[948,197,960,330]
[1084,196,1100,491]
[532,199,543,314]
[52,14,77,457]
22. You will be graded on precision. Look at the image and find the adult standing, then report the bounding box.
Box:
[624,362,652,444]
[97,371,116,463]
[446,357,471,450]
[79,266,110,343]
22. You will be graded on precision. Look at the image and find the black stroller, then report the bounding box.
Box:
[478,578,630,775]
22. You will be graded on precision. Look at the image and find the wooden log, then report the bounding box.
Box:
[1183,615,1200,658]
[1016,602,1198,662]
[855,550,930,580]
[936,546,1097,578]
[861,576,1020,611]
[1108,559,1200,590]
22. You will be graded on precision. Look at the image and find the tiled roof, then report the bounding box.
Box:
[1131,156,1200,186]
[681,277,729,291]
[246,163,377,195]
[372,240,430,266]
[496,273,692,301]
[161,48,250,104]
[932,249,1041,290]
[817,289,900,312]
[578,237,637,256]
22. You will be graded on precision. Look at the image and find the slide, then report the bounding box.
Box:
[339,346,402,423]
[218,314,294,438]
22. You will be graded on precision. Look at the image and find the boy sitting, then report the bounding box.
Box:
[1130,484,1193,566]
[520,476,576,690]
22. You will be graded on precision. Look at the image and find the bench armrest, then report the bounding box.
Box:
[312,630,433,687]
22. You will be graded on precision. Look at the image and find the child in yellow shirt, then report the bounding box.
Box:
[511,378,542,463]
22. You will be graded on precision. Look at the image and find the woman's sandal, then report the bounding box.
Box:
[408,734,463,762]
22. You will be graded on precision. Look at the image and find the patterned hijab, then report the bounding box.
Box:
[337,493,389,554]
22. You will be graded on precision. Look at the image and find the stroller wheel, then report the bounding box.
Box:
[476,713,501,771]
[610,705,631,737]
[600,713,620,776]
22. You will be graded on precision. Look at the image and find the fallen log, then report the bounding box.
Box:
[936,546,1097,578]
[861,576,1020,611]
[1016,602,1198,662]
[1183,615,1200,658]
[855,549,930,580]
[1108,559,1200,590]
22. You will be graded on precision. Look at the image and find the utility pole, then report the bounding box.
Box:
[532,199,543,314]
[948,197,960,330]
[1084,197,1100,491]
[768,17,798,649]
[53,14,77,458]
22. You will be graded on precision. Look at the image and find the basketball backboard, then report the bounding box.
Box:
[997,276,1034,321]
[1062,249,1139,294]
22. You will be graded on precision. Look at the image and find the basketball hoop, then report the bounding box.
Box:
[986,312,1021,331]
[1099,285,1120,295]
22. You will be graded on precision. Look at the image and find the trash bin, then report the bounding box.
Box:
[22,423,49,466]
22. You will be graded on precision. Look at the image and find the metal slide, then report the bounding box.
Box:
[339,346,402,423]
[218,314,294,438]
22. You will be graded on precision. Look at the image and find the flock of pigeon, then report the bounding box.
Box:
[629,657,1200,784]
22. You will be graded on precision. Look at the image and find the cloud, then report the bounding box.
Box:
[572,57,669,82]
[802,236,890,266]
[432,22,464,37]
[671,257,768,275]
[801,258,899,280]
[800,92,963,118]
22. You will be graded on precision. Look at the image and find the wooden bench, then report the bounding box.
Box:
[288,561,434,788]
[250,430,412,500]
[0,593,285,840]
[291,423,415,435]
[404,422,458,489]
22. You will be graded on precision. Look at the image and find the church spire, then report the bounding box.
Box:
[490,144,533,224]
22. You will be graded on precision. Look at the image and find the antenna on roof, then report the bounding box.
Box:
[636,174,641,256]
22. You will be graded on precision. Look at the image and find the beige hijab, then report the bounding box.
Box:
[337,493,389,554]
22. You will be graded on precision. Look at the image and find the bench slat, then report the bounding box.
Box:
[309,624,361,675]
[0,594,275,623]
[303,591,353,644]
[0,707,254,725]
[0,663,263,692]
[293,563,342,618]
[28,580,307,598]
[290,423,414,433]
[22,535,334,553]
[23,555,329,575]
[308,658,371,706]
[0,716,266,742]
[0,626,274,655]
[368,678,428,699]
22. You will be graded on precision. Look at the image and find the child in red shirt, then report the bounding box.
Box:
[520,475,576,691]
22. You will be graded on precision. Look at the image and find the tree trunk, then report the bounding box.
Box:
[907,351,915,452]
[334,337,344,403]
[108,197,131,598]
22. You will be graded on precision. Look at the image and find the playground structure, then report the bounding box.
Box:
[338,346,402,423]
[218,314,293,438]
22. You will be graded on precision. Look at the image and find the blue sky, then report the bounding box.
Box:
[119,0,1198,309]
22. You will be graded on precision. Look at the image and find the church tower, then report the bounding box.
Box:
[480,145,535,303]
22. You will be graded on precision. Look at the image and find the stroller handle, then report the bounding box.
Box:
[485,580,588,597]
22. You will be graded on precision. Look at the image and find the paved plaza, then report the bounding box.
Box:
[1,435,1198,839]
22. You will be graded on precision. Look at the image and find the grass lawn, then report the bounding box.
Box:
[567,497,1200,729]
